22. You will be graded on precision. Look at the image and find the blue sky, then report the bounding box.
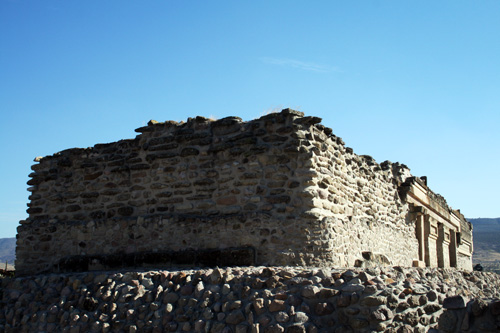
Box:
[1,1,499,237]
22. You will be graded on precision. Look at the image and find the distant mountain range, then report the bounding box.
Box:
[468,218,500,273]
[0,218,499,272]
[469,217,500,231]
[0,237,16,268]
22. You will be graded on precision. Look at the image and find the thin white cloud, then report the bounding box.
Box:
[260,57,340,73]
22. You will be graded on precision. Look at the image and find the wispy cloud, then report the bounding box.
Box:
[260,57,340,73]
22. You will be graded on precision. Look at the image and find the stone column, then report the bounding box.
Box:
[425,216,439,267]
[437,223,451,268]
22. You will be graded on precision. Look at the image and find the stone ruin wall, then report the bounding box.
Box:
[282,118,418,268]
[18,110,424,275]
[2,266,500,332]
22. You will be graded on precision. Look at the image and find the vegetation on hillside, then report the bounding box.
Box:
[469,218,500,274]
[0,237,15,266]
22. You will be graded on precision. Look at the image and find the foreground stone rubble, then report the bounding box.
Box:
[1,266,499,332]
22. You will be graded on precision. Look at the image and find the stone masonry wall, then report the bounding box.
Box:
[17,109,420,275]
[294,119,418,267]
[1,266,499,332]
[18,110,325,275]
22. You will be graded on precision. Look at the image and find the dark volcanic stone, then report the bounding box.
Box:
[443,296,467,309]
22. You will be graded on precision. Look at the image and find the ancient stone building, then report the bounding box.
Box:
[16,109,473,276]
